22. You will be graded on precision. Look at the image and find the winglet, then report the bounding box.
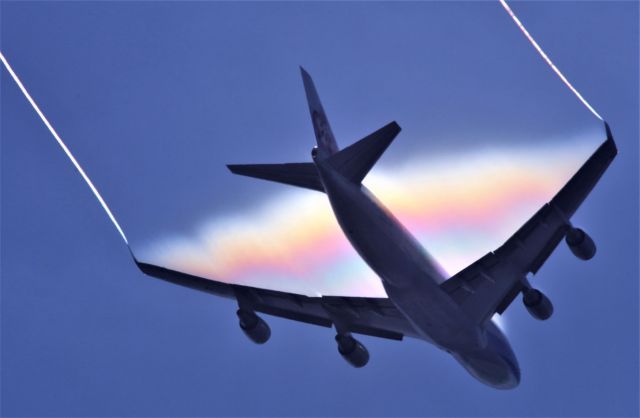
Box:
[603,120,618,155]
[604,121,614,142]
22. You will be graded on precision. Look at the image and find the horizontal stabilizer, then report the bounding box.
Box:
[227,162,324,192]
[329,121,401,184]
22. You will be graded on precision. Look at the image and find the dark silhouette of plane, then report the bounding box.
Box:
[135,68,617,389]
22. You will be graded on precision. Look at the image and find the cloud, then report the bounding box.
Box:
[138,136,597,297]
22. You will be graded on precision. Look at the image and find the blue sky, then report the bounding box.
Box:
[2,1,638,416]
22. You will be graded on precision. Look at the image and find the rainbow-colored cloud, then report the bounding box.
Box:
[138,135,598,297]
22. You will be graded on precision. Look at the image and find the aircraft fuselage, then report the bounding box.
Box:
[314,155,521,389]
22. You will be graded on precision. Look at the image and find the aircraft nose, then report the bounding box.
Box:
[453,349,520,390]
[485,322,520,389]
[495,353,521,389]
[456,323,521,389]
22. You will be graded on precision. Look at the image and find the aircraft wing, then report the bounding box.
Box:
[135,260,414,340]
[440,124,617,325]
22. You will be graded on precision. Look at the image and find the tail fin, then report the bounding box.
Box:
[227,69,400,192]
[329,121,401,184]
[227,121,400,192]
[300,67,339,156]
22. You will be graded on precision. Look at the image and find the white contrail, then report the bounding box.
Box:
[499,0,603,121]
[1,51,129,244]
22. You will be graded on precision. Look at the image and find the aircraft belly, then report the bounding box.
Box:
[328,185,439,288]
[319,168,481,349]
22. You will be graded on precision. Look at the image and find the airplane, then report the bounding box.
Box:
[134,67,617,389]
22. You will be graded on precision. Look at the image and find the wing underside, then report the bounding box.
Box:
[440,127,617,324]
[135,261,411,340]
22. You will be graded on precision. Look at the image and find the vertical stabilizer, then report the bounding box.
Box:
[300,67,339,157]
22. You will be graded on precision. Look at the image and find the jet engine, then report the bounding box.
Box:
[237,309,271,344]
[335,334,369,368]
[565,227,596,260]
[522,288,553,320]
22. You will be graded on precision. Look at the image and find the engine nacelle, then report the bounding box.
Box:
[565,227,596,260]
[237,309,271,344]
[335,334,369,368]
[523,289,554,320]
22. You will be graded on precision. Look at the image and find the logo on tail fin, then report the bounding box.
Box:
[312,110,338,154]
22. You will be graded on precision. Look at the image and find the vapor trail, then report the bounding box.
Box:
[499,0,603,121]
[1,51,129,244]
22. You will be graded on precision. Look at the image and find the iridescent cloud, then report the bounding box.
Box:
[138,135,598,297]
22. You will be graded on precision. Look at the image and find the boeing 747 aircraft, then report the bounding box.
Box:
[135,68,617,389]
